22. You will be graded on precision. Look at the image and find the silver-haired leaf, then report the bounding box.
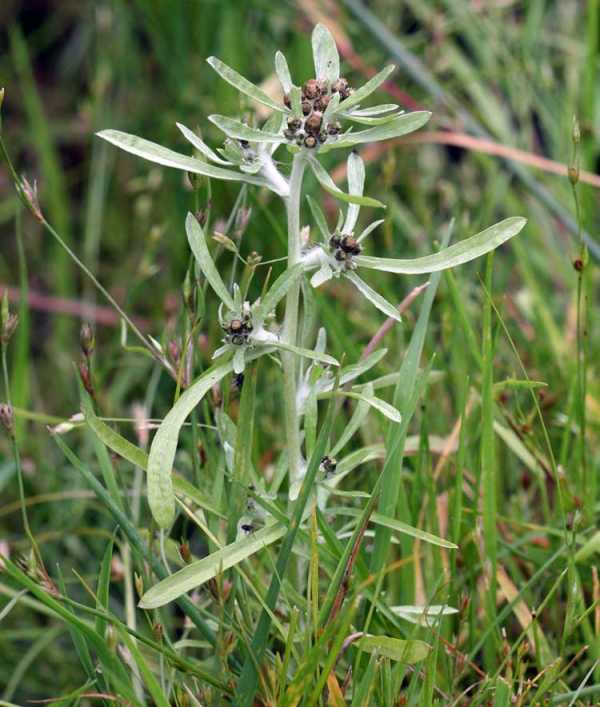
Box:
[185,213,235,311]
[319,111,431,153]
[208,115,285,144]
[207,56,285,113]
[306,195,330,243]
[311,24,339,83]
[340,391,401,423]
[139,523,286,608]
[333,65,395,114]
[343,151,365,233]
[349,104,399,117]
[345,271,402,322]
[357,219,385,243]
[147,353,266,528]
[252,264,304,326]
[97,130,269,188]
[275,51,293,94]
[356,217,526,274]
[307,155,384,208]
[176,123,232,165]
[343,111,405,126]
[270,340,338,367]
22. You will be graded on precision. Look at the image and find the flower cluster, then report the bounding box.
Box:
[282,77,348,148]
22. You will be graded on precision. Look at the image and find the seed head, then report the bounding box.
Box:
[0,403,14,434]
[304,135,317,149]
[79,322,95,357]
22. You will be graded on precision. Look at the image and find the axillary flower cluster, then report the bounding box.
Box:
[97,24,525,528]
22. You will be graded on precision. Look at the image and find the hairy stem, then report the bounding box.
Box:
[282,152,307,483]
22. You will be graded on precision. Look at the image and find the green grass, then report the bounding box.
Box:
[0,1,599,705]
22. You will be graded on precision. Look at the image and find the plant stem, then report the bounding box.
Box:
[282,152,307,484]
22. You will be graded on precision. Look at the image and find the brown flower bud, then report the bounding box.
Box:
[301,100,311,116]
[314,94,330,111]
[305,111,323,133]
[287,117,302,132]
[304,135,317,148]
[331,77,349,94]
[303,79,320,99]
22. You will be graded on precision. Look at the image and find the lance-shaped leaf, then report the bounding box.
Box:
[252,263,304,325]
[319,111,431,153]
[339,508,457,548]
[306,195,330,243]
[147,353,266,528]
[207,56,286,113]
[270,340,338,367]
[312,24,339,83]
[97,130,269,187]
[340,347,388,386]
[139,523,286,609]
[308,155,384,208]
[208,115,285,144]
[357,636,430,663]
[275,51,293,94]
[343,151,365,233]
[356,217,526,274]
[340,391,401,423]
[349,104,399,117]
[343,111,405,126]
[333,64,396,114]
[176,122,232,165]
[345,271,402,322]
[357,219,384,243]
[185,212,235,311]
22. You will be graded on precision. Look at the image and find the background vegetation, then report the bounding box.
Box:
[0,0,598,704]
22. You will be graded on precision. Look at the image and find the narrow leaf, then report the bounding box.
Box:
[356,217,526,274]
[207,56,285,113]
[357,635,430,663]
[307,195,331,243]
[208,115,284,144]
[275,51,293,94]
[319,111,431,153]
[312,24,339,82]
[97,130,268,187]
[340,391,401,423]
[270,339,339,367]
[185,212,235,311]
[253,263,304,325]
[147,359,253,528]
[344,151,365,233]
[140,523,286,608]
[345,271,401,322]
[335,64,396,114]
[176,122,232,165]
[308,155,384,208]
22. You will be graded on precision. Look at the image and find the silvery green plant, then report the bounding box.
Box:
[98,25,524,580]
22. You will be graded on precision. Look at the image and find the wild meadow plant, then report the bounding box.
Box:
[1,23,529,706]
